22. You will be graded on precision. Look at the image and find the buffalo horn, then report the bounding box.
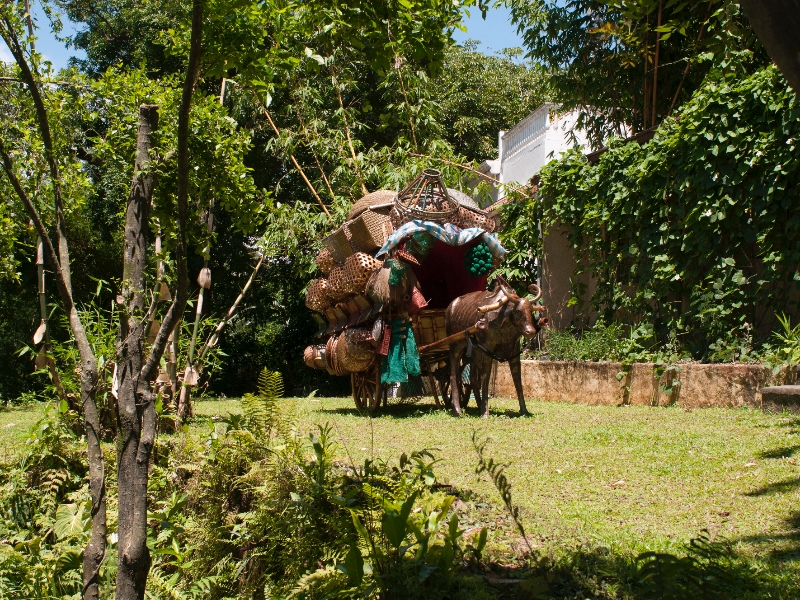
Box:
[477,292,510,314]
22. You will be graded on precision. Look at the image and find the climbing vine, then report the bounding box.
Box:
[532,64,800,359]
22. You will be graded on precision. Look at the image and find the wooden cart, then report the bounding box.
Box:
[351,309,475,411]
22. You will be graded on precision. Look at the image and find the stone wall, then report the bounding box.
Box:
[489,360,794,408]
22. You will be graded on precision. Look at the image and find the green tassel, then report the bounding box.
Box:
[465,242,493,276]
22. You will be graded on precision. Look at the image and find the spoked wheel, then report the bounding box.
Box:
[351,359,385,412]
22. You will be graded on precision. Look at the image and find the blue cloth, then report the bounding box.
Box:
[376,220,506,261]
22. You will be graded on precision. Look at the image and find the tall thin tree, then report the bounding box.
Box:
[0,9,106,600]
[114,0,203,596]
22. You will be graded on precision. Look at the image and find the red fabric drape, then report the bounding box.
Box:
[410,239,488,309]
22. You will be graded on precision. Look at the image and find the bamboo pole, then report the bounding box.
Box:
[330,64,368,196]
[668,1,713,117]
[643,11,649,129]
[34,235,66,399]
[197,253,265,363]
[651,0,663,127]
[255,97,332,218]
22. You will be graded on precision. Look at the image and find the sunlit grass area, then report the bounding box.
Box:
[5,394,800,596]
[194,396,800,561]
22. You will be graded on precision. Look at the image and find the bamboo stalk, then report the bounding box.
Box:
[643,11,649,129]
[396,63,419,152]
[35,235,65,399]
[197,253,265,362]
[651,0,663,127]
[255,97,332,218]
[296,110,337,200]
[330,64,368,196]
[668,1,713,116]
[407,152,533,199]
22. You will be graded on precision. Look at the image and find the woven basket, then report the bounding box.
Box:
[348,209,394,252]
[325,334,350,376]
[327,266,352,301]
[396,169,459,222]
[305,278,332,312]
[454,206,496,233]
[412,310,447,347]
[322,225,355,263]
[343,252,382,294]
[389,206,408,229]
[336,329,375,373]
[348,189,397,221]
[316,248,337,275]
[303,344,327,370]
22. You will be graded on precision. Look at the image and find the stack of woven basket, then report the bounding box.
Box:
[303,183,499,377]
[306,190,397,314]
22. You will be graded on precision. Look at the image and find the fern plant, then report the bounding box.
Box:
[236,367,285,439]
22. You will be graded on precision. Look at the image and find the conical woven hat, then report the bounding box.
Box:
[395,169,458,222]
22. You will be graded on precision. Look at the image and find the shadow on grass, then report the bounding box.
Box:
[316,399,540,420]
[316,402,445,418]
[758,444,800,459]
[744,476,800,497]
[734,511,800,562]
[480,535,793,600]
[518,534,792,600]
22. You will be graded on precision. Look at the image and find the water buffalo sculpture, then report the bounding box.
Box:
[445,277,547,417]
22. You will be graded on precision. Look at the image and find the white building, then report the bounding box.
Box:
[479,103,588,204]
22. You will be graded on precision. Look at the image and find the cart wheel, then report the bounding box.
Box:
[351,360,383,412]
[434,365,453,410]
[433,357,470,410]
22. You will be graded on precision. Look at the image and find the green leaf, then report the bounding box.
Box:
[343,542,364,586]
[54,502,91,540]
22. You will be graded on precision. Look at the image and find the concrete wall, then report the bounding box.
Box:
[540,223,597,329]
[490,360,795,408]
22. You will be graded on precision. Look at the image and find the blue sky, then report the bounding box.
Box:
[452,5,526,55]
[0,5,525,72]
[0,4,86,70]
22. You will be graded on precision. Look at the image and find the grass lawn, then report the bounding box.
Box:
[195,395,800,587]
[4,394,800,596]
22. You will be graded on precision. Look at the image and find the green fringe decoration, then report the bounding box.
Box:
[465,241,493,276]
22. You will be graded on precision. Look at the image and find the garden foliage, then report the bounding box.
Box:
[512,63,800,359]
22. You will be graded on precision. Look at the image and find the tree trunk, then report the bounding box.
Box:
[740,0,800,96]
[115,0,202,596]
[0,18,106,599]
[116,104,159,600]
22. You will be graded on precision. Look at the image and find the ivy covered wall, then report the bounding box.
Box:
[517,65,800,360]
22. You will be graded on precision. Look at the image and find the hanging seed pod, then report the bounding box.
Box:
[197,267,212,289]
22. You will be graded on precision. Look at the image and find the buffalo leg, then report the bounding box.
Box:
[469,352,489,418]
[479,355,491,418]
[449,344,463,416]
[509,354,528,415]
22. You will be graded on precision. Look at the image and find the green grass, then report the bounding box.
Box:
[0,403,37,464]
[196,397,800,574]
[5,394,800,596]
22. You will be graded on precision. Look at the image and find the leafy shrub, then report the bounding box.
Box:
[532,322,627,362]
[509,62,800,359]
[0,402,99,599]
